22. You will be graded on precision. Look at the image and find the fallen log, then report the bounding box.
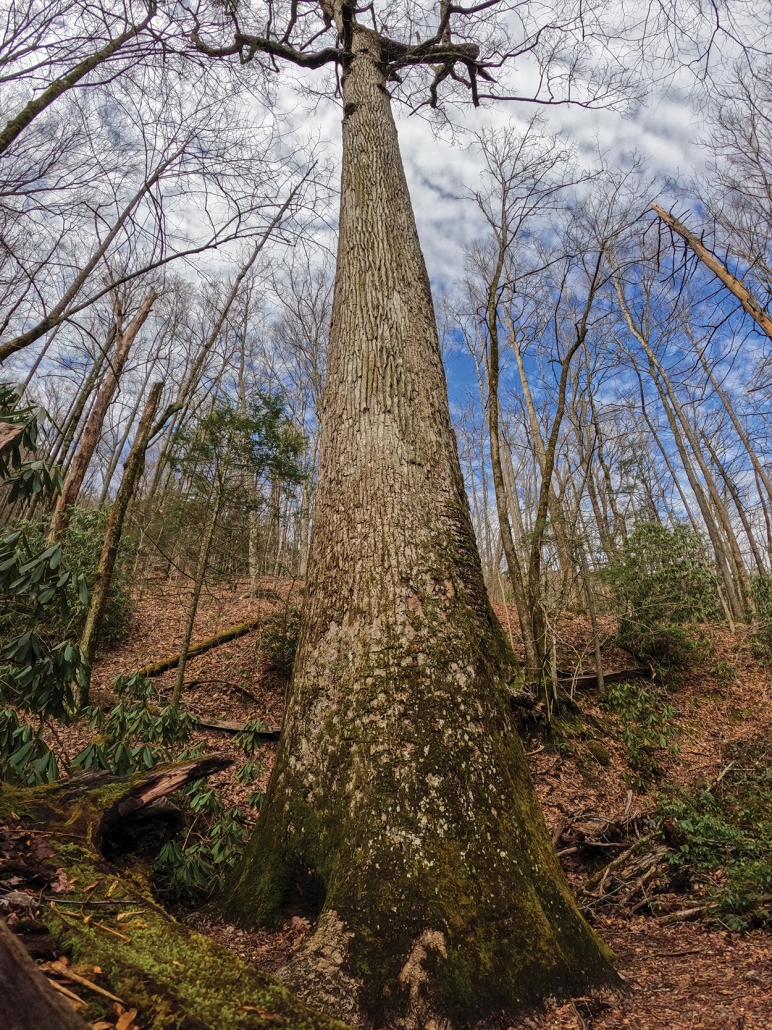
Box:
[133,617,263,678]
[0,759,346,1030]
[95,753,233,858]
[560,667,652,690]
[522,667,652,693]
[0,917,91,1030]
[197,718,281,740]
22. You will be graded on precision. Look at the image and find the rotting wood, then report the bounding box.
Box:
[95,754,233,857]
[0,917,92,1030]
[0,763,350,1030]
[132,617,263,678]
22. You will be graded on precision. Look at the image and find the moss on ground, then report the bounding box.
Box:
[0,774,350,1030]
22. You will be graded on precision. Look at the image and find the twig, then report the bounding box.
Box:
[579,831,657,897]
[46,978,86,1006]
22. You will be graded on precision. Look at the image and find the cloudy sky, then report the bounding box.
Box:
[276,55,708,296]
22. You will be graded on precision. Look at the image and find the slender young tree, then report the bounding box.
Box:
[47,287,158,541]
[78,382,165,706]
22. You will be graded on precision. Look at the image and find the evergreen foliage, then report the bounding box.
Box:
[0,382,89,782]
[606,523,720,671]
[658,738,772,929]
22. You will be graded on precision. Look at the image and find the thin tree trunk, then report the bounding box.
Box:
[297,429,318,579]
[48,289,157,541]
[689,328,772,507]
[78,383,164,706]
[172,480,223,709]
[507,315,574,580]
[615,280,747,619]
[0,8,155,157]
[0,151,180,361]
[699,427,766,576]
[222,27,617,1027]
[486,268,540,672]
[99,357,157,506]
[50,338,114,466]
[527,252,605,669]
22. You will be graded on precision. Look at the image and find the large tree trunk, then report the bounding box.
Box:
[222,26,618,1028]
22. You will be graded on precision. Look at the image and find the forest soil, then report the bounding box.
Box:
[43,579,772,1030]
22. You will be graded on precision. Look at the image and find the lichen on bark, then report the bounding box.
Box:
[220,23,620,1030]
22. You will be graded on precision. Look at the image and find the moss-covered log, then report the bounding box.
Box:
[0,761,351,1030]
[134,618,263,679]
[220,24,620,1030]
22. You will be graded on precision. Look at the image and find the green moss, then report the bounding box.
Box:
[1,773,348,1030]
[50,907,347,1030]
[222,598,619,1025]
[586,741,611,766]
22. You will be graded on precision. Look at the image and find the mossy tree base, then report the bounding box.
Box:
[0,766,351,1030]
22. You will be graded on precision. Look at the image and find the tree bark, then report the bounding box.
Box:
[486,276,540,673]
[48,289,157,541]
[222,26,618,1028]
[0,917,91,1030]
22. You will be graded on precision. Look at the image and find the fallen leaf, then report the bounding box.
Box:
[106,880,118,898]
[115,1008,138,1030]
[50,867,72,894]
[116,911,142,922]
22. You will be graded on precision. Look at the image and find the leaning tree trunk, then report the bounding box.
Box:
[222,26,618,1029]
[48,288,158,542]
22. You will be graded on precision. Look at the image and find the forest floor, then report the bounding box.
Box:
[46,577,772,1030]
